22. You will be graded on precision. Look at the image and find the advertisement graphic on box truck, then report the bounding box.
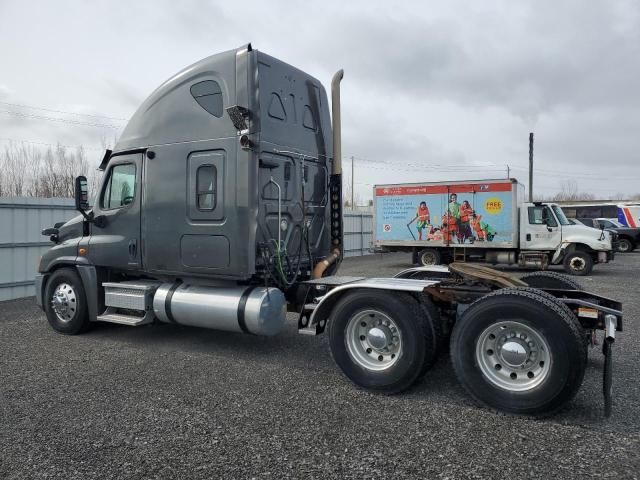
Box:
[375,181,516,246]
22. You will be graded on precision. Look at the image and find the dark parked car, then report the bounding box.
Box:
[578,218,640,252]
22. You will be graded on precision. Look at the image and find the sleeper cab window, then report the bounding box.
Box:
[190,80,223,117]
[197,164,217,210]
[101,163,136,209]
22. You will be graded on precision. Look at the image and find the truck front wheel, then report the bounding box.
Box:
[450,288,586,416]
[44,268,90,335]
[328,290,436,394]
[617,238,633,253]
[563,251,594,276]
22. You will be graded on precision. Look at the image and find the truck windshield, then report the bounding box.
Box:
[551,205,571,226]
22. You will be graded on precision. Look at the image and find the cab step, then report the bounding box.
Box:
[97,280,160,326]
[96,310,154,326]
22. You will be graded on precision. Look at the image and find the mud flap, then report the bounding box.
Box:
[603,339,613,418]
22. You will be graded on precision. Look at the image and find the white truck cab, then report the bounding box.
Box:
[520,202,613,274]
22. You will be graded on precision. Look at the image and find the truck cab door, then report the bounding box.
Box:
[87,153,142,270]
[521,204,562,250]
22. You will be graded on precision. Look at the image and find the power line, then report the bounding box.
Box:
[344,154,505,171]
[509,166,633,181]
[0,109,123,129]
[343,154,636,181]
[0,137,105,151]
[0,101,127,121]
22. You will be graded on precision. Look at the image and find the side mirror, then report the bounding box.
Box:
[74,176,90,212]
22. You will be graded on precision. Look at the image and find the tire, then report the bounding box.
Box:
[328,289,436,394]
[416,295,444,374]
[417,248,441,266]
[520,271,582,290]
[44,268,90,335]
[563,251,593,276]
[617,238,633,253]
[450,287,586,416]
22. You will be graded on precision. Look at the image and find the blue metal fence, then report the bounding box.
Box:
[0,198,76,301]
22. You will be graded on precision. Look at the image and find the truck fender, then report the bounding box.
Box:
[307,278,441,332]
[552,241,575,264]
[76,265,100,322]
[37,263,100,321]
[393,265,451,279]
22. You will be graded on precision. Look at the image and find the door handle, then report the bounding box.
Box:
[128,240,137,258]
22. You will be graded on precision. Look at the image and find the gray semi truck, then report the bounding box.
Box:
[36,44,622,416]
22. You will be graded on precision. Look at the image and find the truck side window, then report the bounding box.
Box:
[196,164,217,210]
[101,163,136,209]
[190,80,223,117]
[528,206,557,227]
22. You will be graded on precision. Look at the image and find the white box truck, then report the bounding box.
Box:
[372,179,614,275]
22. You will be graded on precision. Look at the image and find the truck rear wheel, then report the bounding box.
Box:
[563,251,594,276]
[520,271,582,290]
[44,268,90,335]
[450,288,586,416]
[417,248,442,266]
[328,290,436,394]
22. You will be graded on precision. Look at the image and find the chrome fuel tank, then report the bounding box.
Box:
[153,284,287,336]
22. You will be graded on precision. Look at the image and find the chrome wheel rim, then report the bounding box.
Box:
[346,310,402,371]
[619,241,630,252]
[569,256,586,272]
[475,320,552,391]
[51,282,77,323]
[420,252,436,266]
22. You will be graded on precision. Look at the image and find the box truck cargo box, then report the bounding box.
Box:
[374,179,523,248]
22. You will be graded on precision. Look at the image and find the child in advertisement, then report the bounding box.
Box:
[470,213,486,241]
[442,210,458,243]
[415,201,430,241]
[458,200,474,243]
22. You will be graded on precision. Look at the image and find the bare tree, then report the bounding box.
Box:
[0,140,105,198]
[2,142,34,197]
[542,180,597,202]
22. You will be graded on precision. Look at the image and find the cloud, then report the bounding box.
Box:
[0,0,638,198]
[0,84,12,100]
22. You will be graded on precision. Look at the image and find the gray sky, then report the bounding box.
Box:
[1,0,638,201]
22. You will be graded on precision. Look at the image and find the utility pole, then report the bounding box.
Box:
[506,164,510,179]
[528,132,534,202]
[351,155,355,209]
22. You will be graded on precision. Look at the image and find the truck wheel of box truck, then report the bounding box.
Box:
[450,288,586,416]
[417,248,442,266]
[562,251,594,276]
[328,290,437,394]
[44,268,91,335]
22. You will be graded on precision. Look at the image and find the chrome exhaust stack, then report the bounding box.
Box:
[313,69,344,279]
[331,69,344,176]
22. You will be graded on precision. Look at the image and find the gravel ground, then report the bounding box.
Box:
[1,253,639,479]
